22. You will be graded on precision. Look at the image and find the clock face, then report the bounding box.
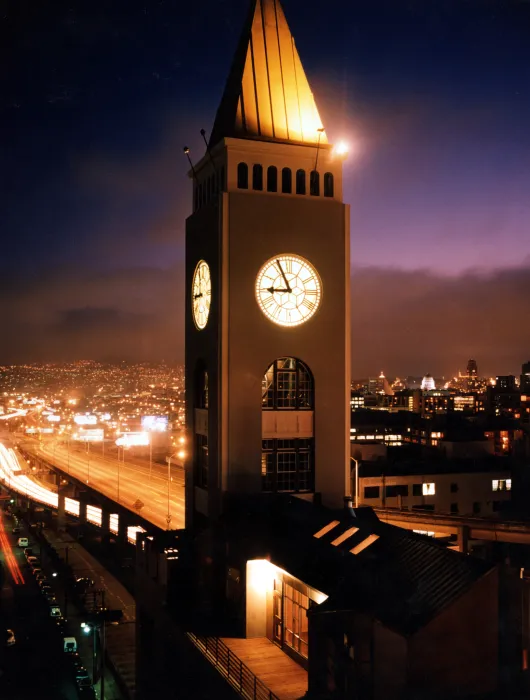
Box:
[255,254,322,327]
[192,260,211,330]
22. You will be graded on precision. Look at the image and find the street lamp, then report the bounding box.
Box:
[80,618,106,700]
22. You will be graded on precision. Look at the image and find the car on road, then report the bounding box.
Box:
[50,605,62,618]
[26,555,38,566]
[17,537,29,547]
[12,526,20,534]
[74,577,94,592]
[24,547,34,558]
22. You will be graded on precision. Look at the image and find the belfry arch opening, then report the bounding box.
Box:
[261,358,315,493]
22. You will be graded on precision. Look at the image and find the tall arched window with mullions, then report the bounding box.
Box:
[261,358,314,493]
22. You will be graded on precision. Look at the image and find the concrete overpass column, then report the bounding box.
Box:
[57,489,66,531]
[101,508,110,536]
[78,491,88,526]
[118,513,129,548]
[457,525,470,554]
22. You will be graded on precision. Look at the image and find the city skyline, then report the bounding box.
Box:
[2,0,530,374]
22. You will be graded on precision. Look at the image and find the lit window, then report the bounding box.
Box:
[492,479,511,492]
[422,483,435,496]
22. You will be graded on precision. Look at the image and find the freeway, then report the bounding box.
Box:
[17,437,185,531]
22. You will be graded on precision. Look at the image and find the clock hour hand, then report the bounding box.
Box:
[262,286,290,294]
[193,293,203,299]
[275,259,292,292]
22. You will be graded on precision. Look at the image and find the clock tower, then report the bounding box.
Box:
[185,0,350,524]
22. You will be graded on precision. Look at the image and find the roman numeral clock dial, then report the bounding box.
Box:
[255,254,322,327]
[192,260,211,330]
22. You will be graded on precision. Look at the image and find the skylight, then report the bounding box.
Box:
[313,520,340,539]
[350,534,380,555]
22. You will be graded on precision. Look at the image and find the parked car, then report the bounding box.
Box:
[40,584,53,595]
[12,526,20,535]
[75,670,92,690]
[38,576,49,587]
[50,606,62,618]
[26,555,38,566]
[30,558,41,568]
[24,547,34,559]
[45,591,57,604]
[32,566,43,576]
[17,537,29,548]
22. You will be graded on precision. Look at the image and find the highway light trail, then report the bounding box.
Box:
[0,442,145,545]
[0,513,25,585]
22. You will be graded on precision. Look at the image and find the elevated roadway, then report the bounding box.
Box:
[374,507,530,550]
[16,436,185,531]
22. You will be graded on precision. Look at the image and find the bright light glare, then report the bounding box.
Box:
[333,140,349,157]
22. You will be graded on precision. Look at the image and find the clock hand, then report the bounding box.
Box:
[262,286,290,294]
[193,293,203,299]
[275,259,292,292]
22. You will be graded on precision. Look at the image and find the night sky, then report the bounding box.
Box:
[2,0,530,376]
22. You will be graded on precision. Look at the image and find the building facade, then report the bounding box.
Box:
[185,0,351,522]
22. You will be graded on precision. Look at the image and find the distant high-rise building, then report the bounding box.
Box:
[421,373,436,391]
[467,359,478,377]
[496,375,516,391]
[521,361,530,393]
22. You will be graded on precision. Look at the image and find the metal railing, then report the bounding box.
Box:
[187,632,279,700]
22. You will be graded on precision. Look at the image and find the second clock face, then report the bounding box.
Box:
[192,260,211,330]
[255,254,322,327]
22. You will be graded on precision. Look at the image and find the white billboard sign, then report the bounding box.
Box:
[116,431,149,447]
[74,414,97,425]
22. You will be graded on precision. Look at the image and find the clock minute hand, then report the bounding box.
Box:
[275,259,291,292]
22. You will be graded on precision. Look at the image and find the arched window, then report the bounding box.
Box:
[253,164,263,191]
[281,167,292,194]
[324,172,334,197]
[237,162,248,189]
[309,170,320,196]
[267,166,278,192]
[262,357,313,410]
[296,169,306,195]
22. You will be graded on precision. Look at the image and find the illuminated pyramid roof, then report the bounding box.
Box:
[209,0,327,148]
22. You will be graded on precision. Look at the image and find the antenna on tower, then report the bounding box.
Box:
[200,129,217,176]
[313,127,325,173]
[183,147,197,180]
